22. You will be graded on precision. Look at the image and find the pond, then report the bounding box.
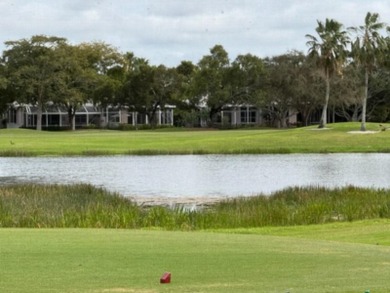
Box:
[1,154,390,199]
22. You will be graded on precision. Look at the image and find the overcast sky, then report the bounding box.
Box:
[0,0,389,67]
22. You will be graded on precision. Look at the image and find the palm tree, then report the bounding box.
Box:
[349,12,387,131]
[306,19,349,128]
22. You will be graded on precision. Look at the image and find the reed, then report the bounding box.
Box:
[196,186,390,228]
[0,184,141,228]
[1,184,390,229]
[0,150,34,157]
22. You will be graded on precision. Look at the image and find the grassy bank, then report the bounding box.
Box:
[1,225,390,292]
[1,184,390,229]
[1,122,390,156]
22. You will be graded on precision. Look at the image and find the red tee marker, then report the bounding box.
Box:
[160,272,171,284]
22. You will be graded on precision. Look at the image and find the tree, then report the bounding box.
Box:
[262,51,322,128]
[0,59,9,121]
[192,45,231,124]
[291,55,324,126]
[121,60,179,125]
[262,54,296,128]
[147,64,179,125]
[331,64,364,122]
[80,42,124,109]
[230,53,265,105]
[69,42,125,129]
[192,45,265,126]
[4,35,67,130]
[53,43,102,130]
[175,60,197,108]
[368,68,390,122]
[349,12,388,131]
[306,19,349,128]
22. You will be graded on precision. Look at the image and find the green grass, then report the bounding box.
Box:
[1,122,390,156]
[220,219,390,246]
[1,184,390,292]
[1,224,390,292]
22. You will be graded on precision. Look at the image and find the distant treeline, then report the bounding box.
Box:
[0,12,389,130]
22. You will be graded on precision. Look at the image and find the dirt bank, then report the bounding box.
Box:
[129,195,229,209]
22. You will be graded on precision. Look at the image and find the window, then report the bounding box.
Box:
[240,108,247,123]
[249,108,257,123]
[75,115,87,125]
[48,115,60,125]
[241,107,257,124]
[8,109,17,123]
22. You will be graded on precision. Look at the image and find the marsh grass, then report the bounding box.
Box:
[1,184,390,229]
[80,150,111,156]
[0,150,34,157]
[0,184,141,228]
[202,186,390,228]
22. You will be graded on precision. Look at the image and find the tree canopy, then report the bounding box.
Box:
[0,12,389,130]
[349,12,388,131]
[306,19,349,128]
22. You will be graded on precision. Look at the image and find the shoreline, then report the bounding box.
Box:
[129,195,230,209]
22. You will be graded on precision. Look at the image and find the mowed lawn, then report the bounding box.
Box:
[1,122,390,155]
[1,220,390,293]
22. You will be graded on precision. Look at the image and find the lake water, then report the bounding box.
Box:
[0,154,389,199]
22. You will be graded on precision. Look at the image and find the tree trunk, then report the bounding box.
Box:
[148,102,161,126]
[319,70,330,128]
[281,111,288,128]
[281,118,287,128]
[360,70,369,131]
[209,108,219,126]
[100,111,105,127]
[36,104,42,131]
[332,104,336,123]
[275,118,281,128]
[351,107,358,122]
[148,112,155,125]
[301,108,312,127]
[72,115,76,131]
[305,113,311,127]
[68,107,76,131]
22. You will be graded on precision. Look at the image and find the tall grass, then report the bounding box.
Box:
[200,186,390,228]
[0,184,141,228]
[1,184,390,229]
[0,150,34,157]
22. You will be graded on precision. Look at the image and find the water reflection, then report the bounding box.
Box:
[0,154,390,198]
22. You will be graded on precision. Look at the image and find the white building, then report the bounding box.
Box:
[5,102,175,129]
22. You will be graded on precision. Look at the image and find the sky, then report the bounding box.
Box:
[0,0,389,67]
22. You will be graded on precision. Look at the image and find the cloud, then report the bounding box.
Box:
[0,0,389,66]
